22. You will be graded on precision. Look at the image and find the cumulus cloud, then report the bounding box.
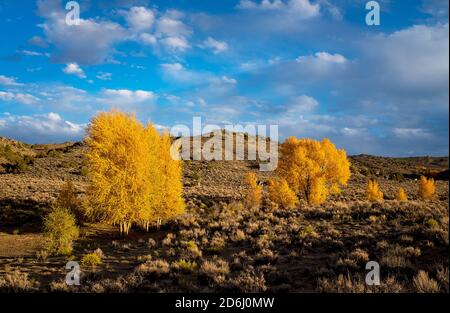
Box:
[0,91,39,105]
[124,6,155,31]
[363,23,449,96]
[99,89,156,107]
[139,33,157,45]
[0,75,24,87]
[155,10,192,37]
[160,36,189,51]
[286,95,319,113]
[62,63,86,78]
[160,63,206,83]
[96,72,112,81]
[199,37,229,54]
[38,0,127,65]
[0,112,85,143]
[237,0,320,18]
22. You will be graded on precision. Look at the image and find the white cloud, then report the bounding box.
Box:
[161,36,189,51]
[220,76,237,84]
[96,72,112,81]
[125,6,155,31]
[286,95,319,112]
[160,63,205,83]
[0,75,24,87]
[139,33,157,45]
[99,89,156,106]
[0,91,39,105]
[63,63,86,79]
[296,51,347,64]
[238,0,285,10]
[199,37,229,54]
[393,128,433,139]
[38,1,127,65]
[0,112,85,143]
[156,11,192,38]
[19,50,50,57]
[238,0,320,18]
[364,23,449,93]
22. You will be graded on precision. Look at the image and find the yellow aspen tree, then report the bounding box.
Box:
[367,179,383,202]
[85,110,157,236]
[396,187,408,202]
[277,137,350,205]
[418,176,435,200]
[138,124,165,232]
[267,177,298,209]
[244,172,262,209]
[309,177,328,205]
[153,131,185,229]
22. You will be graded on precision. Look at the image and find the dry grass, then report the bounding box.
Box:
[0,137,448,293]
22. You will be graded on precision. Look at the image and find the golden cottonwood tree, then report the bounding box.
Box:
[277,137,350,205]
[244,172,262,208]
[267,177,298,209]
[418,176,435,200]
[396,187,408,202]
[153,132,185,229]
[85,110,184,236]
[366,179,383,202]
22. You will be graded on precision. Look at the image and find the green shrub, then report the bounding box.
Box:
[56,181,84,222]
[81,252,102,267]
[426,218,439,230]
[43,207,79,255]
[47,149,61,157]
[172,259,198,273]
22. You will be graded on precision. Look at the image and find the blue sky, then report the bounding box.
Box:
[0,0,448,156]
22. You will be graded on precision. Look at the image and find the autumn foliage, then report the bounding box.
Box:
[366,179,383,202]
[244,172,262,209]
[85,109,184,235]
[277,137,351,205]
[396,187,408,202]
[418,176,435,200]
[267,177,298,209]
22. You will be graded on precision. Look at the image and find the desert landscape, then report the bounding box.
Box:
[0,134,448,293]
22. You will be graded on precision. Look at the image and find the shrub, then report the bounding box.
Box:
[172,259,198,273]
[229,268,267,292]
[426,218,439,230]
[81,252,102,267]
[43,207,79,255]
[184,240,202,258]
[396,187,408,202]
[56,180,84,222]
[243,172,262,209]
[200,258,229,285]
[0,270,39,292]
[136,259,170,277]
[267,178,298,209]
[413,271,439,293]
[418,176,435,200]
[366,179,383,202]
[277,137,350,204]
[209,234,226,252]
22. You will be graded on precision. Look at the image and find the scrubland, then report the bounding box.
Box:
[0,136,448,293]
